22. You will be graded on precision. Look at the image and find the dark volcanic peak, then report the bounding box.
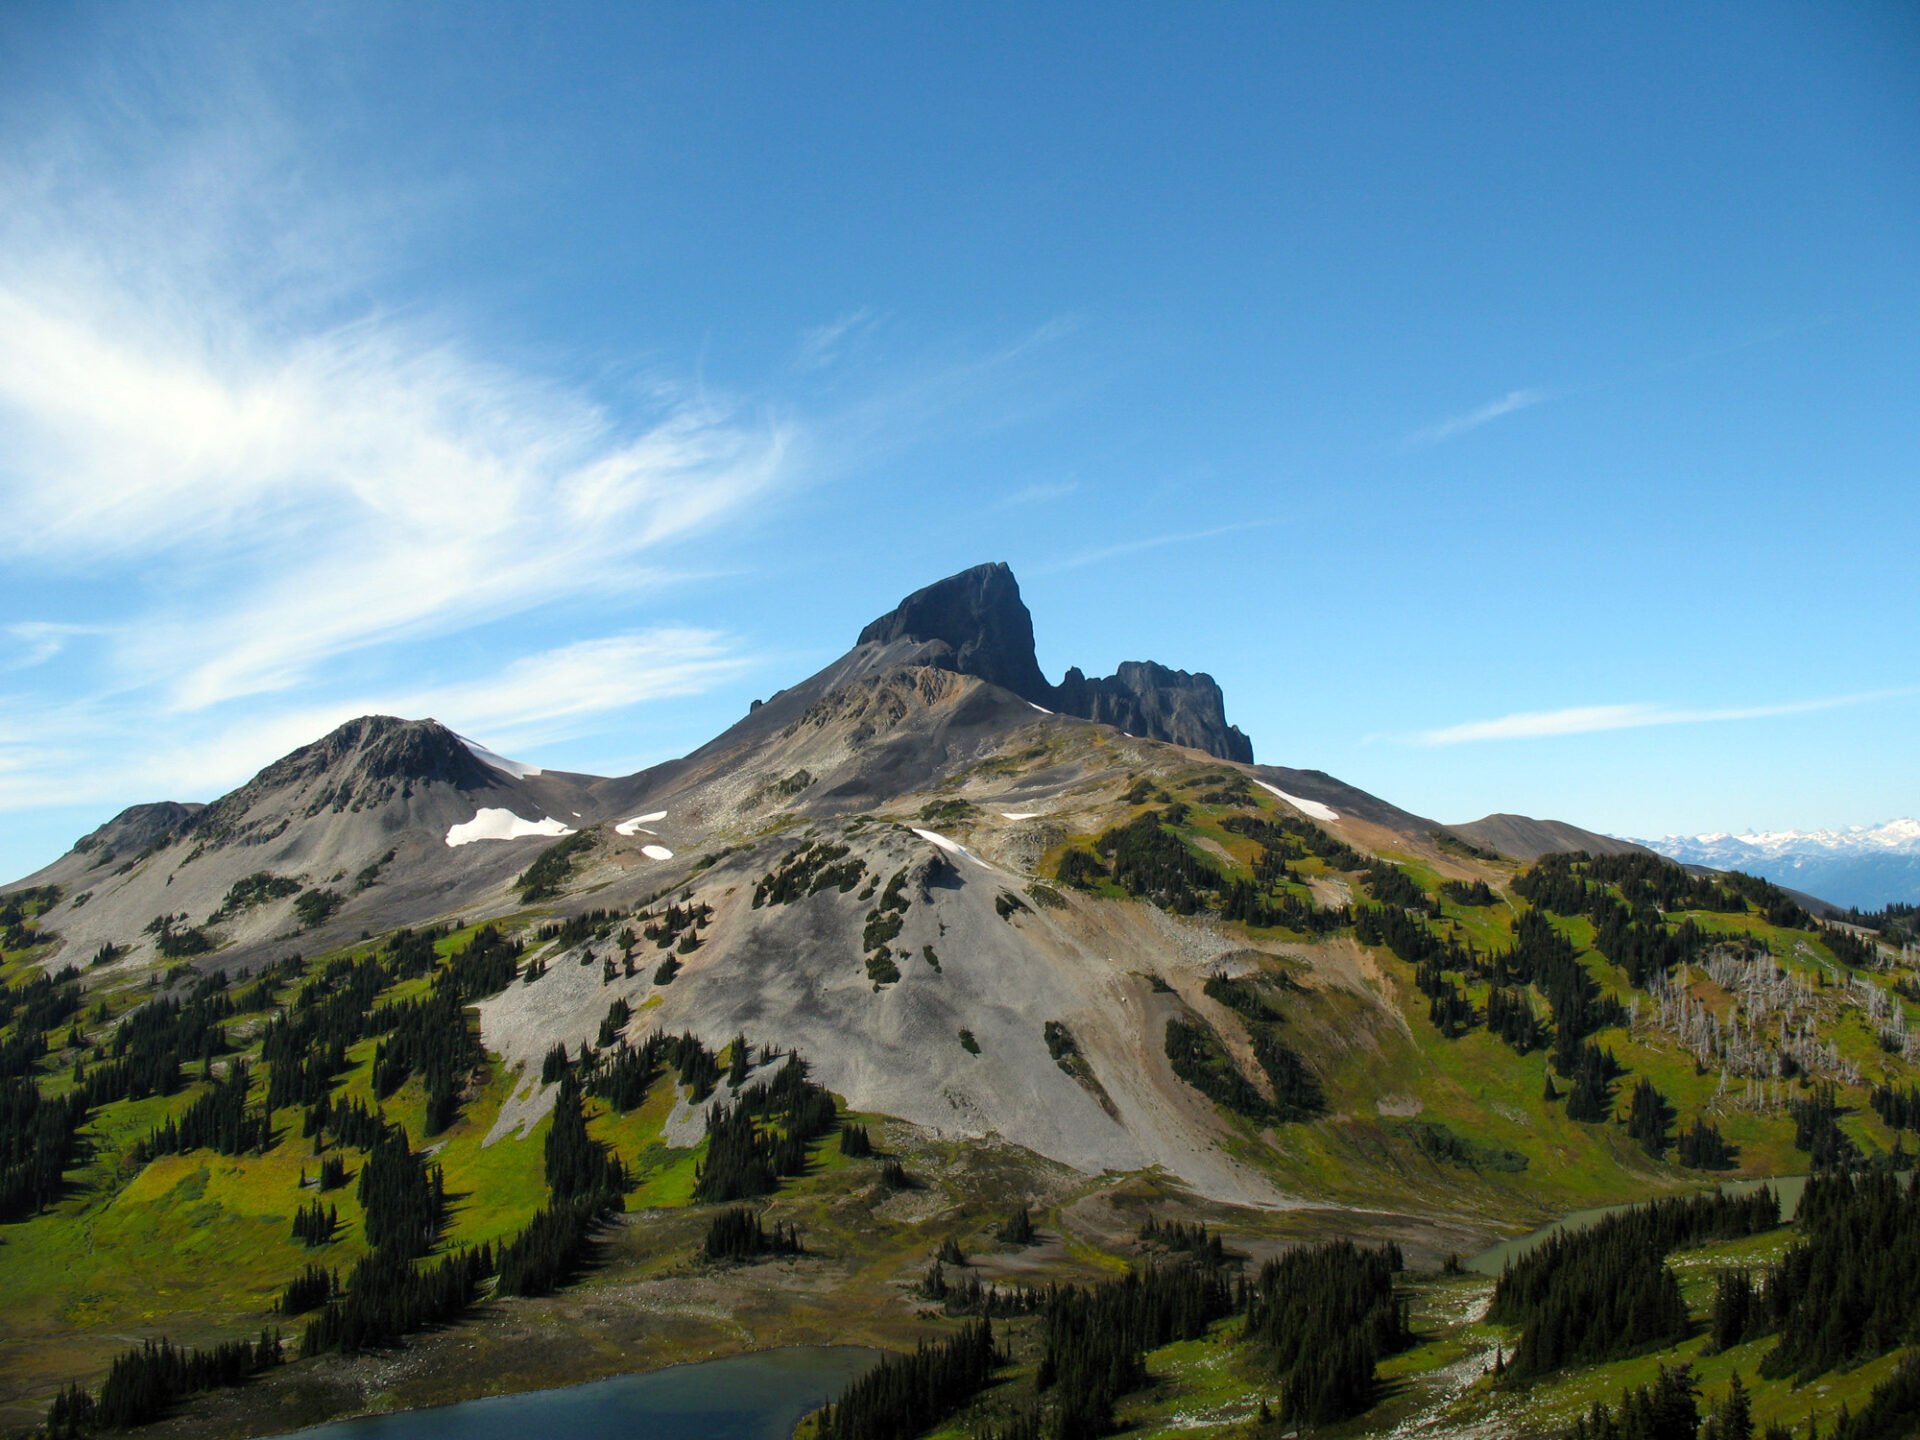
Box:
[856,561,1052,700]
[1056,661,1253,765]
[858,562,1255,762]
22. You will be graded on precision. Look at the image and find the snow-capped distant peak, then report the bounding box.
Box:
[1628,818,1920,910]
[1648,819,1920,858]
[456,734,543,780]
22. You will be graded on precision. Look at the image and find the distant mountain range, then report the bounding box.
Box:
[1631,819,1920,911]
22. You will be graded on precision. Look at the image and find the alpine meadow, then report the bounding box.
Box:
[3,8,1918,1440]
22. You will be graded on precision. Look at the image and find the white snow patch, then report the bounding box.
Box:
[1001,811,1043,821]
[640,844,674,861]
[1028,702,1053,714]
[1254,780,1340,822]
[615,811,668,836]
[445,809,574,847]
[911,827,993,869]
[456,734,543,779]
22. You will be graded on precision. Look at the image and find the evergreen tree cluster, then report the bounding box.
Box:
[1138,1215,1230,1268]
[516,830,598,902]
[1163,1015,1323,1124]
[1218,812,1367,871]
[1868,1081,1920,1134]
[923,1264,1046,1319]
[90,979,235,1103]
[1709,1269,1766,1352]
[277,1263,338,1316]
[1760,1171,1920,1381]
[210,872,301,920]
[1824,1350,1920,1440]
[371,983,482,1134]
[1091,809,1219,915]
[45,1332,282,1435]
[301,1246,491,1354]
[815,1319,1000,1440]
[1441,878,1498,907]
[0,967,83,1081]
[1560,1041,1623,1123]
[1243,1240,1410,1427]
[752,841,866,907]
[1163,1016,1269,1120]
[544,1071,627,1211]
[1362,860,1438,915]
[1787,1084,1864,1171]
[533,908,623,950]
[1516,852,1743,920]
[997,1205,1037,1245]
[357,1126,444,1261]
[641,898,714,953]
[1486,984,1546,1053]
[0,1078,88,1219]
[1490,1189,1779,1377]
[495,1203,595,1297]
[691,1054,836,1203]
[1675,1117,1739,1171]
[1625,1078,1676,1158]
[1562,1363,1705,1440]
[1038,1261,1235,1440]
[291,1197,338,1247]
[135,1062,270,1161]
[702,1205,802,1261]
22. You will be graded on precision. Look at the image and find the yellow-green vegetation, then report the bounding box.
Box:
[6,750,1920,1440]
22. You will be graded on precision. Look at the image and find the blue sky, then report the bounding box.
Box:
[2,2,1916,881]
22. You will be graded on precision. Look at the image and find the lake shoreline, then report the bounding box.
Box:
[251,1345,883,1440]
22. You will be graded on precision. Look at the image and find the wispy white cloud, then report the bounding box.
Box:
[0,53,797,719]
[1031,518,1279,576]
[1407,387,1546,447]
[4,622,106,669]
[796,307,877,370]
[1409,688,1914,746]
[992,479,1079,511]
[0,627,751,813]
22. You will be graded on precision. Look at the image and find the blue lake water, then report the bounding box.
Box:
[265,1346,881,1440]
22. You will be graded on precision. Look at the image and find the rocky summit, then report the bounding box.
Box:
[857,561,1252,762]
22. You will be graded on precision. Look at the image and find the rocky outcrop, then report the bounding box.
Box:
[1054,661,1253,764]
[187,715,501,845]
[857,562,1053,700]
[70,801,204,860]
[857,562,1255,762]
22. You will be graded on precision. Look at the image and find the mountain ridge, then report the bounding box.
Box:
[857,561,1254,762]
[1634,818,1920,909]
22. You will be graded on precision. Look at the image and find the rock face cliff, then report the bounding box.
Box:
[1053,661,1253,764]
[856,562,1054,701]
[856,562,1255,762]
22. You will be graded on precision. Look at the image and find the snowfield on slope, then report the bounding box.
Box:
[615,811,668,836]
[456,734,543,779]
[910,827,994,868]
[1255,779,1340,822]
[445,809,574,846]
